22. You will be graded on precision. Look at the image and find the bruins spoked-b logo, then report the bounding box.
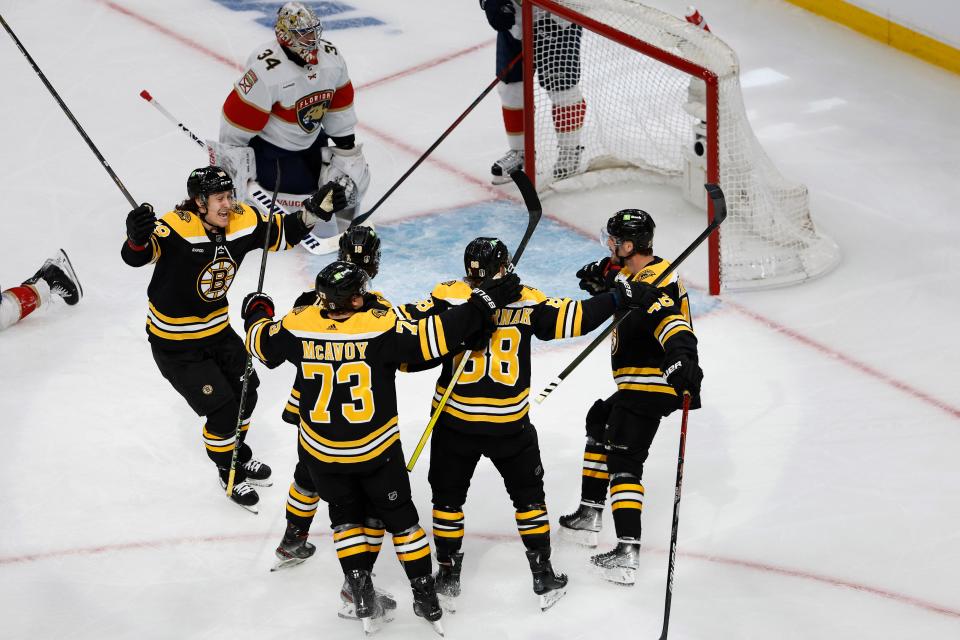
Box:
[297,90,334,133]
[197,256,237,301]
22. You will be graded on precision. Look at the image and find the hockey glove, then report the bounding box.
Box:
[577,257,620,296]
[469,271,522,313]
[612,274,661,311]
[464,321,497,352]
[241,292,275,327]
[663,354,703,398]
[481,0,516,32]
[293,289,318,308]
[301,182,349,226]
[126,203,156,247]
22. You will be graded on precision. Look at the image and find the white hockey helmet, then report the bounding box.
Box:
[275,2,323,65]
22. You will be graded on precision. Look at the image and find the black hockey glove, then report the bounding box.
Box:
[463,321,496,352]
[241,292,275,327]
[293,289,318,308]
[481,0,516,32]
[469,271,522,313]
[663,354,703,398]
[576,257,620,296]
[126,203,156,247]
[301,181,349,225]
[612,275,661,310]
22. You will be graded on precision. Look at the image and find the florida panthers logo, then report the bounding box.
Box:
[297,90,334,133]
[197,258,237,301]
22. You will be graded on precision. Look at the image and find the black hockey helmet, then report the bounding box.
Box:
[315,260,368,311]
[338,225,381,279]
[464,237,511,281]
[604,209,655,252]
[187,166,234,200]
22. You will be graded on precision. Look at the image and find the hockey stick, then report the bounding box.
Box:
[225,161,282,502]
[349,51,523,229]
[406,169,542,472]
[2,15,137,208]
[535,184,727,404]
[659,392,692,640]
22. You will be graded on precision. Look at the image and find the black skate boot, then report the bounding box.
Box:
[491,149,524,184]
[339,579,397,621]
[410,575,444,635]
[24,248,82,305]
[218,476,259,514]
[590,540,640,585]
[525,548,568,611]
[271,523,315,571]
[241,458,272,487]
[344,569,385,634]
[558,503,603,547]
[552,145,583,180]
[434,551,464,613]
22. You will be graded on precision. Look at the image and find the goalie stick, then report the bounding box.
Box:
[406,169,542,472]
[224,161,283,508]
[535,183,727,404]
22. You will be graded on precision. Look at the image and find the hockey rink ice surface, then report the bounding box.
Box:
[1,1,959,638]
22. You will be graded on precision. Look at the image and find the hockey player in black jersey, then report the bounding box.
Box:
[274,225,399,620]
[399,237,635,611]
[121,165,346,511]
[558,210,704,585]
[242,260,522,633]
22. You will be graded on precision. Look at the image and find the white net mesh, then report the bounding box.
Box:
[526,0,840,291]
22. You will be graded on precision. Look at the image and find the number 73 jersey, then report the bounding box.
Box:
[245,302,481,471]
[400,280,617,436]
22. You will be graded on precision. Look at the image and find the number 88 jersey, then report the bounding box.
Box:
[400,280,616,436]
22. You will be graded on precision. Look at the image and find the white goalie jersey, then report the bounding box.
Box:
[219,39,358,151]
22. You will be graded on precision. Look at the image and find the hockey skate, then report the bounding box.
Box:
[241,458,272,487]
[339,579,397,622]
[525,549,568,611]
[590,541,640,585]
[558,503,603,548]
[490,149,524,185]
[410,575,444,636]
[24,248,82,305]
[553,145,583,181]
[343,569,388,635]
[218,476,259,514]
[434,551,463,613]
[271,523,315,571]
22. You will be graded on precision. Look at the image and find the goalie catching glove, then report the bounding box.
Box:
[301,182,349,226]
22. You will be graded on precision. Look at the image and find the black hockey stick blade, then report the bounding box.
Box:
[508,169,542,266]
[535,183,726,404]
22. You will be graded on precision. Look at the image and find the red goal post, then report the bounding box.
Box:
[521,0,840,294]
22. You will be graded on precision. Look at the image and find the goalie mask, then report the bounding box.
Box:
[338,226,381,279]
[464,237,511,281]
[315,261,368,311]
[275,2,323,65]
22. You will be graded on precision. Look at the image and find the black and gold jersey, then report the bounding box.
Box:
[611,257,697,412]
[399,279,616,436]
[246,300,482,472]
[121,203,308,349]
[281,289,393,425]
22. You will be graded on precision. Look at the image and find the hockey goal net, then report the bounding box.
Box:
[521,0,840,293]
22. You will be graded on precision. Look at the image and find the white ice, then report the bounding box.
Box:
[1,1,958,638]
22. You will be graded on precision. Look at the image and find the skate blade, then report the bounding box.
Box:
[490,174,512,185]
[341,603,394,623]
[539,588,567,611]
[437,593,457,614]
[592,565,636,586]
[559,526,599,548]
[270,557,306,572]
[245,477,273,487]
[427,619,444,637]
[55,249,83,299]
[227,498,259,514]
[360,616,381,636]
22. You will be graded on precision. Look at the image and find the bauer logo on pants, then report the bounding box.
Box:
[296,90,334,133]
